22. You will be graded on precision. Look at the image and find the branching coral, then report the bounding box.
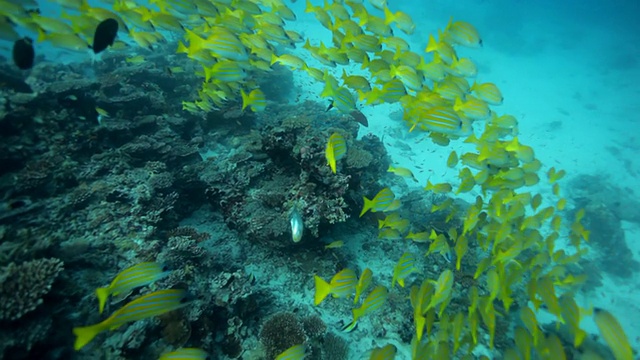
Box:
[0,258,63,321]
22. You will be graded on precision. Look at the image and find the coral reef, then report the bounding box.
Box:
[301,315,327,340]
[568,175,640,277]
[318,332,350,360]
[259,311,351,360]
[1,48,359,358]
[259,312,306,360]
[200,100,389,246]
[0,258,64,321]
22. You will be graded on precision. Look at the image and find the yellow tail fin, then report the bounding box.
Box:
[359,196,373,217]
[313,275,332,306]
[73,323,105,350]
[95,287,110,314]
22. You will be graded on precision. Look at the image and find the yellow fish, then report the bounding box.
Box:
[593,308,633,360]
[424,180,452,194]
[125,55,145,64]
[444,18,482,48]
[314,268,357,305]
[351,285,389,324]
[240,89,266,112]
[471,81,503,105]
[325,132,347,174]
[159,348,207,360]
[324,240,344,249]
[276,344,305,360]
[73,289,188,350]
[270,53,306,70]
[354,268,373,304]
[391,252,418,288]
[369,344,397,360]
[360,188,395,217]
[95,262,170,314]
[387,165,417,182]
[447,151,458,168]
[95,106,109,118]
[426,269,453,311]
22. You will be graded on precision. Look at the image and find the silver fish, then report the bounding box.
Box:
[289,206,303,243]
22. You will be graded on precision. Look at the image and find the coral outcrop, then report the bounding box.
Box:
[0,258,63,321]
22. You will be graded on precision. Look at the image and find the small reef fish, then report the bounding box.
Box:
[166,66,184,76]
[354,268,373,305]
[289,206,303,243]
[369,344,397,360]
[96,261,171,314]
[377,228,402,240]
[558,294,587,348]
[383,6,416,35]
[323,83,357,113]
[341,70,372,92]
[387,165,417,182]
[369,0,387,11]
[12,37,34,70]
[270,53,306,70]
[276,344,305,360]
[125,55,145,64]
[405,231,430,243]
[349,109,369,127]
[377,213,406,230]
[324,240,344,249]
[470,81,503,105]
[36,27,90,52]
[73,289,189,350]
[424,180,452,194]
[547,167,566,184]
[159,348,207,360]
[360,187,395,217]
[325,132,346,174]
[426,270,453,311]
[95,106,109,118]
[454,96,491,121]
[314,268,357,305]
[391,252,418,288]
[92,18,118,54]
[593,308,633,360]
[444,19,482,48]
[447,151,458,168]
[382,199,402,212]
[241,89,267,112]
[349,285,388,326]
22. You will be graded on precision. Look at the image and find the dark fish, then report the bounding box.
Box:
[92,18,118,54]
[326,103,369,127]
[325,101,334,112]
[12,37,34,70]
[349,110,368,127]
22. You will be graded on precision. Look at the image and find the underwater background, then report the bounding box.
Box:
[0,0,639,359]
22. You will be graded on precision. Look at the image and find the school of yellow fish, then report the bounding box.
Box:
[2,0,635,359]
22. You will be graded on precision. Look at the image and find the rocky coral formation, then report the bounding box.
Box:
[200,101,389,247]
[258,310,352,360]
[260,312,307,359]
[318,332,350,360]
[0,258,63,321]
[568,174,640,277]
[0,38,392,358]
